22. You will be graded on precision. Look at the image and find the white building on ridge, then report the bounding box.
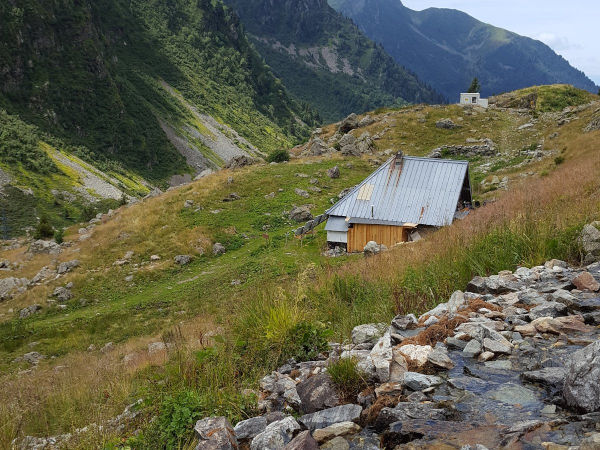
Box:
[459,92,488,108]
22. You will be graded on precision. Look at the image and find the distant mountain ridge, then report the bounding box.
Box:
[329,0,598,100]
[224,0,444,122]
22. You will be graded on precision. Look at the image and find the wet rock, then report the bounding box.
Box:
[194,416,237,449]
[351,323,385,345]
[563,340,600,412]
[289,206,313,223]
[446,336,468,350]
[250,416,300,450]
[572,272,600,292]
[403,372,443,391]
[57,260,79,275]
[283,430,318,450]
[299,405,362,431]
[234,416,267,441]
[312,421,361,443]
[522,367,566,391]
[296,373,339,414]
[174,254,193,265]
[482,338,511,355]
[462,339,482,358]
[427,346,455,369]
[374,402,447,431]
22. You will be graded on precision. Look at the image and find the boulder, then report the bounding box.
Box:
[522,367,566,390]
[528,301,568,320]
[339,134,359,156]
[403,372,443,391]
[174,254,193,265]
[351,323,385,345]
[338,114,359,133]
[307,138,329,156]
[358,115,375,128]
[369,332,393,382]
[363,241,387,255]
[296,373,339,414]
[19,304,42,319]
[435,118,460,129]
[234,416,267,441]
[482,338,511,355]
[57,260,80,275]
[28,240,61,255]
[226,155,254,169]
[563,340,600,412]
[0,277,28,301]
[462,339,482,358]
[389,347,408,383]
[213,243,226,256]
[294,188,309,198]
[194,416,237,450]
[427,346,455,369]
[250,416,301,450]
[283,430,318,450]
[572,272,600,292]
[397,344,433,367]
[327,166,340,179]
[52,286,72,302]
[580,222,600,264]
[289,206,313,223]
[299,405,362,431]
[312,422,361,443]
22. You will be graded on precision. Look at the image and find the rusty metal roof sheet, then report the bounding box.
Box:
[326,156,469,227]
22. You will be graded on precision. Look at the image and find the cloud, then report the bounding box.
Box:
[536,33,582,52]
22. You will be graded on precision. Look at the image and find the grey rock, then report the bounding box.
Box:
[213,243,226,256]
[327,166,340,179]
[194,416,237,450]
[28,240,61,255]
[226,155,254,169]
[52,286,72,302]
[522,367,566,389]
[482,338,511,355]
[369,332,393,382]
[283,430,318,450]
[446,336,468,350]
[462,339,482,358]
[528,301,567,320]
[289,206,313,223]
[363,241,387,255]
[320,437,350,449]
[427,346,455,369]
[338,114,359,133]
[563,340,600,412]
[374,402,447,431]
[19,304,42,319]
[234,416,267,441]
[250,416,301,450]
[57,260,80,275]
[294,188,309,198]
[581,223,600,264]
[184,199,194,208]
[174,254,193,265]
[298,404,362,431]
[0,277,29,300]
[296,373,339,414]
[436,118,460,129]
[351,323,385,345]
[403,372,443,391]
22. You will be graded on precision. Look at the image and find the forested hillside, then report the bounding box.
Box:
[224,0,444,122]
[0,0,317,182]
[330,0,598,100]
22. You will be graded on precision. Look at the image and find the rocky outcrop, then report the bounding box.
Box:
[429,139,496,158]
[581,222,600,264]
[194,416,238,449]
[289,206,313,223]
[435,118,460,129]
[189,259,600,448]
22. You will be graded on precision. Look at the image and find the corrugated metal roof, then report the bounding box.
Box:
[326,156,469,227]
[324,216,349,232]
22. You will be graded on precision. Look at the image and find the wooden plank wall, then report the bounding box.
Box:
[347,224,407,252]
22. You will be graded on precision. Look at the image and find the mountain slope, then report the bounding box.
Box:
[329,0,598,100]
[0,0,316,183]
[223,0,444,122]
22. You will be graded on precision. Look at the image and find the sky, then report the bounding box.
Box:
[401,0,600,86]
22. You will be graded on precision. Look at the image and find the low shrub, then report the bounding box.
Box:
[327,357,368,401]
[34,215,54,239]
[266,148,290,163]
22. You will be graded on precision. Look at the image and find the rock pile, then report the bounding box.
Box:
[429,139,497,159]
[193,258,600,448]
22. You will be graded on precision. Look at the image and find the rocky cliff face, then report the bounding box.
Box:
[330,0,599,100]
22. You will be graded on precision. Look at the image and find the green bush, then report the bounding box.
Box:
[554,156,565,165]
[54,228,64,244]
[34,215,54,239]
[266,149,290,163]
[157,390,206,449]
[327,357,368,400]
[283,321,331,362]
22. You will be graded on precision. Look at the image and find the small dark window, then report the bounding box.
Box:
[472,97,477,103]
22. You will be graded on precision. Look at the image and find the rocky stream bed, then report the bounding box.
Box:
[195,259,600,449]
